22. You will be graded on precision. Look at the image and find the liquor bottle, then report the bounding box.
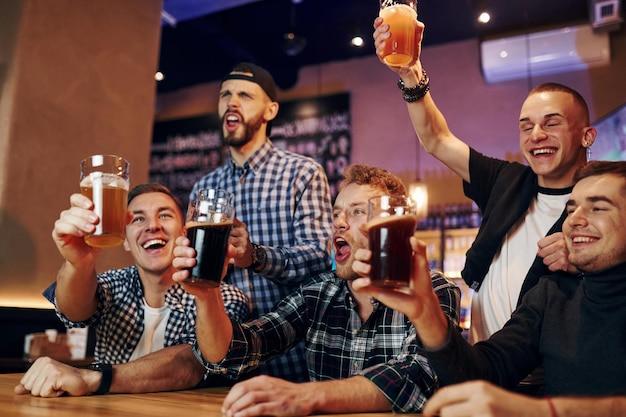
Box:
[470,201,482,228]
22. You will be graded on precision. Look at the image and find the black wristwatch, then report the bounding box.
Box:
[88,363,113,395]
[250,243,267,270]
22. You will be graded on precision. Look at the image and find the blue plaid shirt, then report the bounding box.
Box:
[194,271,461,413]
[190,139,333,381]
[43,265,249,364]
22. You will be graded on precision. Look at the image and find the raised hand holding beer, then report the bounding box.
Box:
[79,154,130,248]
[184,198,235,287]
[366,195,418,288]
[378,0,418,67]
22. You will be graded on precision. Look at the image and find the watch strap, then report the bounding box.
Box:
[250,243,267,270]
[89,363,113,395]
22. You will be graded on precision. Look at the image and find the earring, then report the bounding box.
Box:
[586,146,592,162]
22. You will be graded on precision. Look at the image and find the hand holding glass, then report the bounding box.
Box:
[184,200,235,287]
[366,195,418,288]
[379,0,418,67]
[79,154,130,248]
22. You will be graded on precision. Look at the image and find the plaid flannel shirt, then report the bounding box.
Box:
[194,271,461,413]
[190,139,333,381]
[44,265,249,364]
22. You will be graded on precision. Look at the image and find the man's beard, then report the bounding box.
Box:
[335,263,358,281]
[222,112,265,148]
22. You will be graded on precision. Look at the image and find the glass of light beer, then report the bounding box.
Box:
[184,200,235,287]
[379,0,418,67]
[366,195,418,288]
[80,154,130,248]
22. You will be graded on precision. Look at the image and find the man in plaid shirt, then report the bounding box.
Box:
[189,62,333,382]
[175,164,460,415]
[15,184,249,397]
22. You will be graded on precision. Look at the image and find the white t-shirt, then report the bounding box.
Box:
[468,191,569,344]
[129,299,170,361]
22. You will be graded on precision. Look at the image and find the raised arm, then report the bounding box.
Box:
[373,17,471,183]
[51,193,103,321]
[172,235,234,363]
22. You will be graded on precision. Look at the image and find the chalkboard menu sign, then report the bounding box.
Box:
[150,93,351,205]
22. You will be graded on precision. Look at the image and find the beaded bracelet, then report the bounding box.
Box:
[397,68,430,102]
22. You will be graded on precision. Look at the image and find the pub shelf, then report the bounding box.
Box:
[415,202,481,333]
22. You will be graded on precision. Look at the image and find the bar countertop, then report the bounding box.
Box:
[0,373,422,417]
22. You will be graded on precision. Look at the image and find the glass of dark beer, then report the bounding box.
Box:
[366,195,418,288]
[79,154,130,248]
[184,200,235,287]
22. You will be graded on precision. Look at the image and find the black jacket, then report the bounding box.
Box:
[461,148,568,306]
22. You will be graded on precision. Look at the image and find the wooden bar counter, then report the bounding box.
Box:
[1,372,226,417]
[0,373,421,416]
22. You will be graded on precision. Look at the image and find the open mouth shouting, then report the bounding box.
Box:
[334,236,352,263]
[224,111,242,133]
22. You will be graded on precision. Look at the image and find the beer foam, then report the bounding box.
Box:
[379,3,417,19]
[186,220,234,228]
[80,173,129,189]
[366,213,417,230]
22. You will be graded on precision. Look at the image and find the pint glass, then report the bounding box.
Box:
[379,0,418,67]
[367,194,418,287]
[184,200,235,287]
[80,154,130,248]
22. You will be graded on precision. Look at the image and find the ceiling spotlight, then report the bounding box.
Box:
[477,11,491,24]
[283,31,307,56]
[351,35,364,47]
[283,0,306,56]
[350,23,365,48]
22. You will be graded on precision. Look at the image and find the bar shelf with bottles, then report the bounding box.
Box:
[415,201,481,333]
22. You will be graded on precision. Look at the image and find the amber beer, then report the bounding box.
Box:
[184,200,235,287]
[379,0,417,67]
[80,175,129,248]
[79,154,130,249]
